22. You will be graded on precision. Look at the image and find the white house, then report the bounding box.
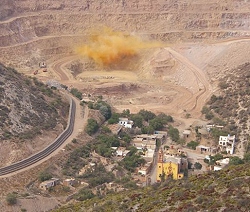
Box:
[118,118,134,128]
[219,135,236,154]
[116,147,130,157]
[214,158,230,171]
[63,178,77,187]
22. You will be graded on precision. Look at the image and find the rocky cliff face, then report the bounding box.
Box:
[0,63,68,140]
[1,0,250,69]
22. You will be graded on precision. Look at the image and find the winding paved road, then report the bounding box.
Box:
[0,97,76,177]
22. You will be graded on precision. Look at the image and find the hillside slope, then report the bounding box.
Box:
[0,63,69,140]
[54,163,250,212]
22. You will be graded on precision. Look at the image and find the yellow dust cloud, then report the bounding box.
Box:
[76,27,162,66]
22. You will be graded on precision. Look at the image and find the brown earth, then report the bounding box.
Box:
[1,0,250,210]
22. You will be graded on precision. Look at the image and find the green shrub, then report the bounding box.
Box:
[39,171,52,182]
[194,162,202,170]
[6,193,17,205]
[108,113,120,124]
[99,105,111,120]
[138,109,156,121]
[75,188,95,201]
[229,156,244,165]
[72,138,77,143]
[187,141,199,150]
[70,88,82,100]
[168,125,180,142]
[85,119,99,135]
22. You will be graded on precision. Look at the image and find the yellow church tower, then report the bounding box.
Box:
[156,148,185,182]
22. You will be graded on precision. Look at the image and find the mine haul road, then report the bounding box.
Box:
[0,98,76,177]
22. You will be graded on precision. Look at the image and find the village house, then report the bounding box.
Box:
[196,145,217,154]
[39,178,60,190]
[165,145,186,157]
[118,118,134,128]
[105,182,125,192]
[132,133,166,150]
[154,131,167,144]
[115,147,130,157]
[206,124,224,132]
[182,129,191,139]
[63,178,77,187]
[218,134,236,154]
[108,123,122,134]
[79,162,96,175]
[132,135,156,150]
[138,162,152,176]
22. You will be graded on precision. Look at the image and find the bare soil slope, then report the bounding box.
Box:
[1,0,250,155]
[0,64,69,166]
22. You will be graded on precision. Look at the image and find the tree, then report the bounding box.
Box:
[72,138,77,143]
[168,125,180,142]
[194,162,202,170]
[39,171,52,182]
[141,126,154,134]
[101,126,111,134]
[206,153,224,165]
[201,106,209,115]
[205,112,214,120]
[157,113,173,123]
[97,134,120,147]
[149,117,164,130]
[138,109,156,121]
[213,153,224,162]
[121,109,130,117]
[76,188,95,201]
[6,193,17,205]
[119,131,132,145]
[85,119,99,135]
[187,141,199,150]
[131,114,143,128]
[120,147,146,172]
[209,95,218,104]
[210,128,229,140]
[159,171,166,182]
[108,113,120,124]
[70,88,82,100]
[99,105,111,120]
[87,101,94,109]
[188,161,193,169]
[80,164,114,187]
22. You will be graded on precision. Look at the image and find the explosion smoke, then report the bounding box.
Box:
[76,27,161,66]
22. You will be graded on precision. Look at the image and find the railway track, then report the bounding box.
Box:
[0,98,76,176]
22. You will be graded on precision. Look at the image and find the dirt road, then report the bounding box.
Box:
[166,47,212,116]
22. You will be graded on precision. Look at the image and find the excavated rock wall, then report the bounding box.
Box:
[1,0,250,68]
